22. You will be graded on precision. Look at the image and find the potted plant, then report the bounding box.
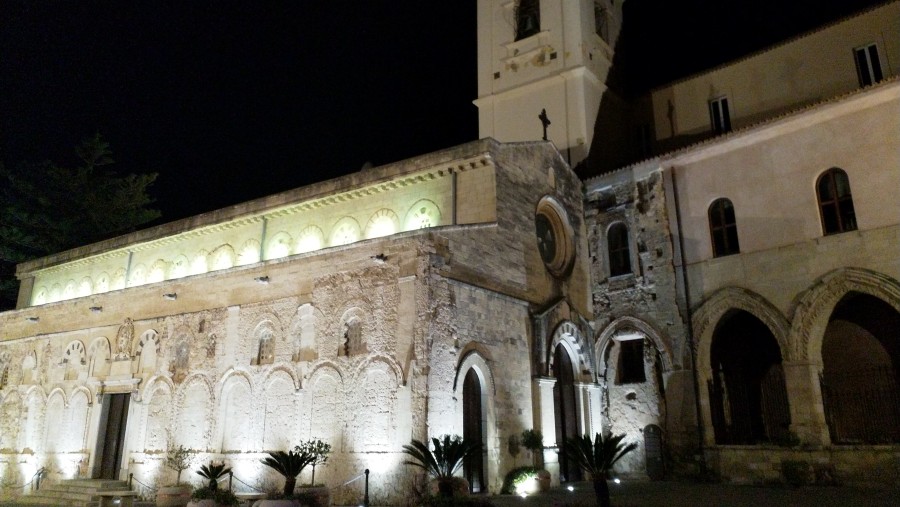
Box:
[187,462,237,507]
[563,432,637,507]
[521,429,550,491]
[257,449,315,506]
[188,487,239,507]
[401,434,481,498]
[294,439,332,507]
[157,444,194,507]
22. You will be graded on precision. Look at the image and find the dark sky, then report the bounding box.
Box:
[0,0,884,224]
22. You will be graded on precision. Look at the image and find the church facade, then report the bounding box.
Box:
[2,0,899,503]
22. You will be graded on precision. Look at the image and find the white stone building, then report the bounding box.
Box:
[1,0,898,502]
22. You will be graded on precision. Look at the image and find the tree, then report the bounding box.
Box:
[294,439,332,486]
[401,435,481,498]
[260,449,315,497]
[0,134,159,308]
[563,432,637,507]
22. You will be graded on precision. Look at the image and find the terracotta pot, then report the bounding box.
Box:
[427,477,470,497]
[537,470,551,492]
[157,485,192,507]
[297,486,331,507]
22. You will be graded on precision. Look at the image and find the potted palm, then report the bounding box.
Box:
[563,432,637,507]
[188,462,238,507]
[294,439,332,507]
[258,449,315,506]
[157,444,194,507]
[401,434,481,498]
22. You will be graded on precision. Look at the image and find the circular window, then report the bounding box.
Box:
[535,196,575,278]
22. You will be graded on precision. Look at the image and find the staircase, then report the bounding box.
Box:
[14,479,142,507]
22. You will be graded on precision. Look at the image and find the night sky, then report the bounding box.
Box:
[0,0,885,225]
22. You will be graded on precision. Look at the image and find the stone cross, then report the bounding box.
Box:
[539,108,551,141]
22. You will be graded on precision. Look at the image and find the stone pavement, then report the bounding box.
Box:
[489,479,900,507]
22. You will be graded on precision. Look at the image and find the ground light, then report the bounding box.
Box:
[567,485,574,491]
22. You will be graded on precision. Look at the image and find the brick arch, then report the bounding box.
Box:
[791,267,900,363]
[595,316,674,378]
[453,350,496,397]
[261,363,301,391]
[352,353,405,386]
[548,320,593,382]
[693,287,790,373]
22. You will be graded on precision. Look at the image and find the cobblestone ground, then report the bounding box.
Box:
[489,480,900,507]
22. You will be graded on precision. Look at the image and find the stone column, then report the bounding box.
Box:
[532,377,558,484]
[783,361,830,446]
[575,382,603,437]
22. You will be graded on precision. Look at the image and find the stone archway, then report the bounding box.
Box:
[819,292,900,444]
[595,317,671,476]
[692,288,790,446]
[453,351,496,493]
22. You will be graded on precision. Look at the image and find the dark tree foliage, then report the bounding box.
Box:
[0,134,159,309]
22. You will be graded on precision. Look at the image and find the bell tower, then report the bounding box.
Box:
[474,0,625,167]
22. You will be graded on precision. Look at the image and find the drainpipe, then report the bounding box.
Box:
[669,165,708,476]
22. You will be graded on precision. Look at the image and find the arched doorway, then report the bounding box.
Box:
[708,310,791,444]
[820,292,900,443]
[462,369,485,492]
[553,346,582,481]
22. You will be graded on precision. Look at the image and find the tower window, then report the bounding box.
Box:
[515,0,540,41]
[709,96,731,134]
[817,168,857,235]
[617,339,646,384]
[854,44,883,87]
[607,222,631,277]
[594,2,609,42]
[708,198,740,257]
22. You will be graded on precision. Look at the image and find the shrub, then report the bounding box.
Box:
[500,466,541,495]
[191,487,239,506]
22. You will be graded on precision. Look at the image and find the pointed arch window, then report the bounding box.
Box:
[607,222,631,276]
[817,168,856,235]
[708,198,740,257]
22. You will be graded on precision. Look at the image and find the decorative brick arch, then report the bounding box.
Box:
[693,287,791,373]
[595,316,674,378]
[548,320,593,382]
[453,351,496,396]
[261,363,301,391]
[790,267,900,363]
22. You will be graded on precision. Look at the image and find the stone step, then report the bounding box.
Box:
[13,479,138,507]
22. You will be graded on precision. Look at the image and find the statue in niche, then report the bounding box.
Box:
[206,333,217,358]
[114,318,134,360]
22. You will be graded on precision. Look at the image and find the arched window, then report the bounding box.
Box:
[708,198,740,257]
[817,168,857,235]
[515,0,540,40]
[607,222,631,276]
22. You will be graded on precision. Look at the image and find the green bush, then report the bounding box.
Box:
[190,487,239,506]
[500,466,541,494]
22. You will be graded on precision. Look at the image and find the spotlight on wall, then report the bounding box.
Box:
[89,306,102,313]
[254,276,270,284]
[26,316,40,323]
[162,293,177,301]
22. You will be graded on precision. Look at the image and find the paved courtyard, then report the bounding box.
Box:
[489,479,900,507]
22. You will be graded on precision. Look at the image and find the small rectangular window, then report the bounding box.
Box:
[709,96,731,134]
[617,339,646,384]
[854,44,883,87]
[594,1,609,42]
